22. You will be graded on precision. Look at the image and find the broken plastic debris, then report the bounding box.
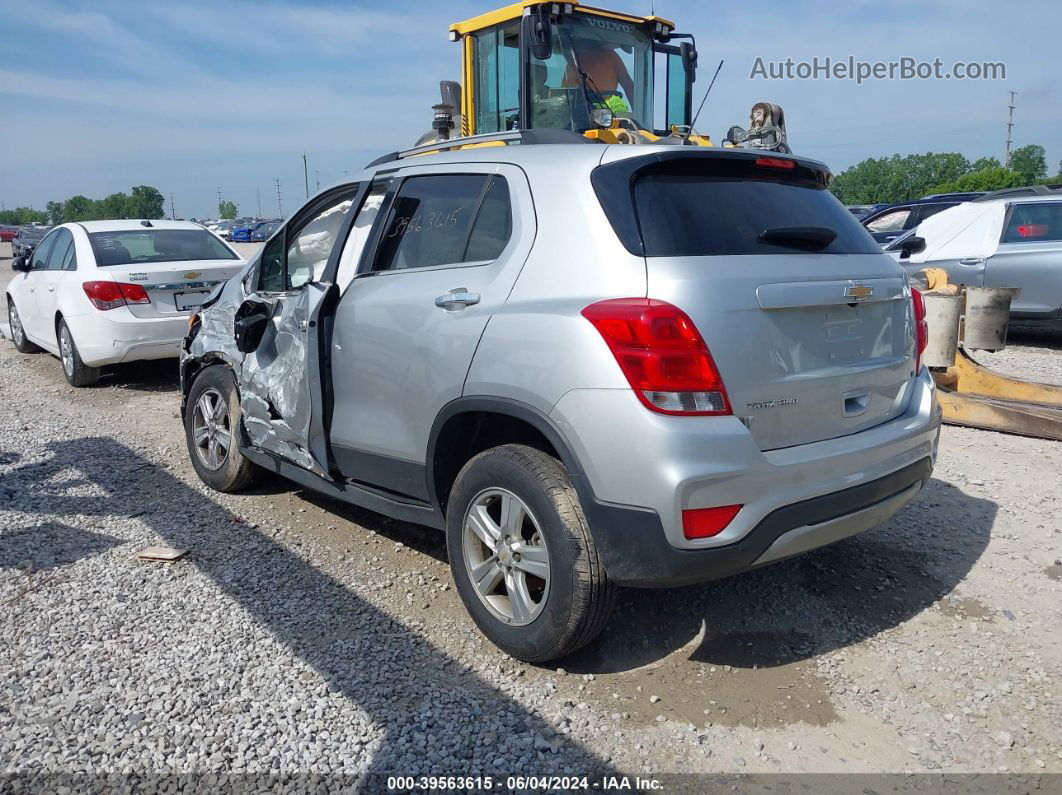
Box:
[134,546,188,563]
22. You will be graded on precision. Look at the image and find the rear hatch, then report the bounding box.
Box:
[594,151,916,451]
[88,228,244,318]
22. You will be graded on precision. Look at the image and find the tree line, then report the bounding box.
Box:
[0,186,167,227]
[830,144,1061,205]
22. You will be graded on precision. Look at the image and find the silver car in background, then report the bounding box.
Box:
[897,186,1062,325]
[180,139,939,661]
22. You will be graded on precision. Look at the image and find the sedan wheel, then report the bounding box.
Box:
[57,319,100,387]
[462,488,551,626]
[191,388,232,471]
[7,301,38,353]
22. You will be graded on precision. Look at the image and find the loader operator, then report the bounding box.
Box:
[562,37,634,117]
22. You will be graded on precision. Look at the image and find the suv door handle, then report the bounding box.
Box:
[434,290,480,311]
[958,257,985,266]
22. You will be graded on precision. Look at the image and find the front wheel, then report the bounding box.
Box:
[7,299,39,353]
[184,365,257,492]
[58,319,100,387]
[446,444,616,662]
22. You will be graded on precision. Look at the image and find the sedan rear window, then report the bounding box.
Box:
[593,155,880,256]
[88,229,238,266]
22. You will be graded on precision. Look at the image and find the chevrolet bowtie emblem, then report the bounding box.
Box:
[184,271,202,280]
[846,284,873,300]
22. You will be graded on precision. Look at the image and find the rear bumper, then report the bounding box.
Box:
[551,367,940,586]
[576,457,931,587]
[64,310,188,366]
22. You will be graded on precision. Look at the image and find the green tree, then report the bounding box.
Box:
[927,167,1026,194]
[45,201,66,225]
[129,185,165,219]
[0,207,48,225]
[62,195,95,222]
[970,156,1002,172]
[830,152,971,204]
[98,192,135,219]
[1008,144,1047,183]
[218,199,238,219]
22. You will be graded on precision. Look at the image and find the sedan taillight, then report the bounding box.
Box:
[82,281,150,310]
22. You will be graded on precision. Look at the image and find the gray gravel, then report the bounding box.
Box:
[2,253,1060,784]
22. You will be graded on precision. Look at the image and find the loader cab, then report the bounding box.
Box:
[449,1,696,140]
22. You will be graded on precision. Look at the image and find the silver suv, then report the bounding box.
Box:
[181,139,940,662]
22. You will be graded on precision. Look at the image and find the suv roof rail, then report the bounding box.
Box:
[365,129,593,168]
[972,184,1062,202]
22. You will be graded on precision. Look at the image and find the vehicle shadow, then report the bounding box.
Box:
[98,359,181,392]
[3,437,617,782]
[1006,324,1062,350]
[561,477,996,674]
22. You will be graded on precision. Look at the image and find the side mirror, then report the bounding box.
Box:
[679,41,697,82]
[11,255,31,272]
[233,300,272,354]
[899,236,926,259]
[525,8,553,61]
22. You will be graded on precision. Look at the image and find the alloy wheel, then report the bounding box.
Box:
[462,488,550,626]
[191,388,232,471]
[8,304,24,346]
[59,325,74,377]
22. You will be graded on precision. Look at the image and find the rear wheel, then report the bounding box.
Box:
[446,444,616,662]
[7,299,39,353]
[58,319,100,387]
[185,365,257,492]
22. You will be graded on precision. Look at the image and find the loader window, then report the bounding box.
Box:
[474,23,520,133]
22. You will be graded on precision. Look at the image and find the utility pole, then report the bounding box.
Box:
[217,186,224,217]
[256,188,262,219]
[315,170,321,191]
[1005,90,1016,167]
[169,193,176,220]
[274,179,283,217]
[303,154,309,198]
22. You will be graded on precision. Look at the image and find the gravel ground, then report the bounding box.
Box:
[1,241,1060,788]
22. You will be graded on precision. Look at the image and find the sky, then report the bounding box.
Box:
[1,0,1059,219]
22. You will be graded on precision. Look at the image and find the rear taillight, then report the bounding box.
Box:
[82,281,151,311]
[911,288,928,372]
[683,504,743,540]
[582,298,731,415]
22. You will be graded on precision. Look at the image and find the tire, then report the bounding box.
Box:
[7,298,39,353]
[446,444,616,663]
[57,319,100,387]
[184,365,257,492]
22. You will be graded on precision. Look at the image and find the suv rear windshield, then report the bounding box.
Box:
[593,155,880,256]
[88,229,238,266]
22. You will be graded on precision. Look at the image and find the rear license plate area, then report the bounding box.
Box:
[174,291,211,312]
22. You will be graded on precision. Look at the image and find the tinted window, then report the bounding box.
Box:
[1002,202,1062,243]
[609,157,878,257]
[45,229,73,270]
[88,229,237,266]
[914,203,958,224]
[30,232,58,270]
[865,209,911,233]
[63,239,78,270]
[374,175,511,272]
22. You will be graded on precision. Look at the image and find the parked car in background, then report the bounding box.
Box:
[230,221,265,243]
[846,205,876,219]
[211,221,236,240]
[181,143,938,661]
[895,186,1062,325]
[1,225,20,242]
[5,220,244,386]
[12,225,52,258]
[250,220,282,242]
[862,194,983,244]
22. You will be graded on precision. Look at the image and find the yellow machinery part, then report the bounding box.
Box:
[937,348,1062,408]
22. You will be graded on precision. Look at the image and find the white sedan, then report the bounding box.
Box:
[5,220,245,386]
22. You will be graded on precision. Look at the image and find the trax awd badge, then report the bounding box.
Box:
[845,283,874,301]
[743,396,799,427]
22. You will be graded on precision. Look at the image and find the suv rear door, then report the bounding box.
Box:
[235,186,361,473]
[987,201,1062,317]
[595,151,917,451]
[328,164,531,499]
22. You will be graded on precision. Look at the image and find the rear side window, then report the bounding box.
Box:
[1002,202,1062,243]
[866,208,911,232]
[595,156,880,256]
[373,174,511,272]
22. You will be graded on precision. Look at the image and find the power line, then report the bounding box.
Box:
[169,193,176,220]
[274,179,283,217]
[1005,90,1016,166]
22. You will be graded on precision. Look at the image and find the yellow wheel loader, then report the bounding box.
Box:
[415,1,734,148]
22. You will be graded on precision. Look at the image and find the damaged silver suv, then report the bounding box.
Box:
[182,137,940,662]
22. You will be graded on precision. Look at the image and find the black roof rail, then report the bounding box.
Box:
[972,184,1062,202]
[363,129,593,168]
